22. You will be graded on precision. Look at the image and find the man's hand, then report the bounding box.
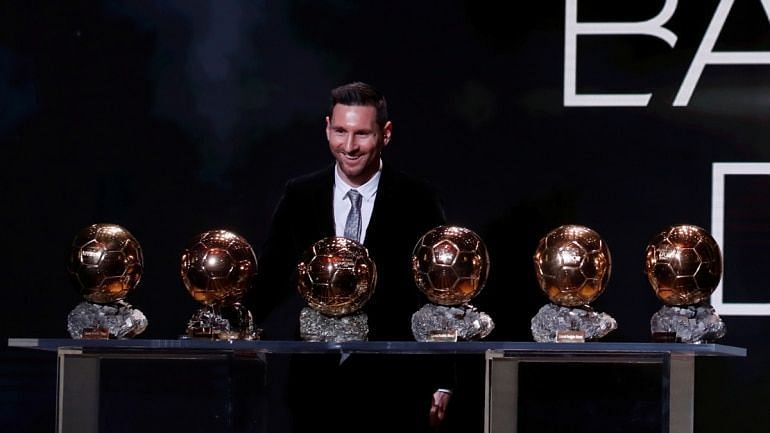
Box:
[429,389,452,428]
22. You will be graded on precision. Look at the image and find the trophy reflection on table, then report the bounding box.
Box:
[66,223,148,339]
[296,236,377,342]
[645,224,726,343]
[531,224,617,343]
[410,225,494,342]
[180,229,260,340]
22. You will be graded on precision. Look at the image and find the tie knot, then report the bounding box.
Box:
[346,189,362,205]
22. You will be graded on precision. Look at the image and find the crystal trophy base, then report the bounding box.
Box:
[185,303,261,340]
[67,300,148,339]
[219,302,261,340]
[299,307,368,342]
[411,303,495,342]
[650,303,726,343]
[530,303,617,343]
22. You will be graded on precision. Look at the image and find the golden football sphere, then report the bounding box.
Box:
[533,225,611,307]
[412,225,490,306]
[297,237,377,317]
[68,223,144,304]
[645,224,722,306]
[180,230,257,305]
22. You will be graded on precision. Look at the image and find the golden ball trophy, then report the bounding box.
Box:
[296,236,377,342]
[180,229,259,340]
[411,225,494,342]
[67,223,147,339]
[531,224,616,342]
[645,224,726,343]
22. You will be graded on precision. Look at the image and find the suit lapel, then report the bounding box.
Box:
[318,166,336,237]
[365,166,391,247]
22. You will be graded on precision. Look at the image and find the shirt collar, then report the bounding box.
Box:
[334,160,382,200]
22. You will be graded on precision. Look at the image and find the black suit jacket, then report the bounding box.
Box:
[248,163,446,341]
[247,164,455,433]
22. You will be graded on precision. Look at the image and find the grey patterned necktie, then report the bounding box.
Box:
[344,189,363,242]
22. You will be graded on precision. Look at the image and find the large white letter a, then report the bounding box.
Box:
[674,0,770,106]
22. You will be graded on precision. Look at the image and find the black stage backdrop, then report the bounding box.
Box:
[1,1,769,432]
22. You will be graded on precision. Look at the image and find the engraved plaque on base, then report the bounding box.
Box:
[555,330,585,343]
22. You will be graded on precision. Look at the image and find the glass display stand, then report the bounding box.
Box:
[484,343,745,433]
[8,339,745,433]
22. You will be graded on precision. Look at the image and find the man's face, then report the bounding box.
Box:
[326,104,392,187]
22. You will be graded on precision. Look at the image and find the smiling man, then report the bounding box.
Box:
[251,81,446,340]
[247,81,451,433]
[326,95,392,187]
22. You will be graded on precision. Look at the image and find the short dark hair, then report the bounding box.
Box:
[329,81,389,129]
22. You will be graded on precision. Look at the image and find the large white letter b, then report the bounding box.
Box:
[564,0,678,107]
